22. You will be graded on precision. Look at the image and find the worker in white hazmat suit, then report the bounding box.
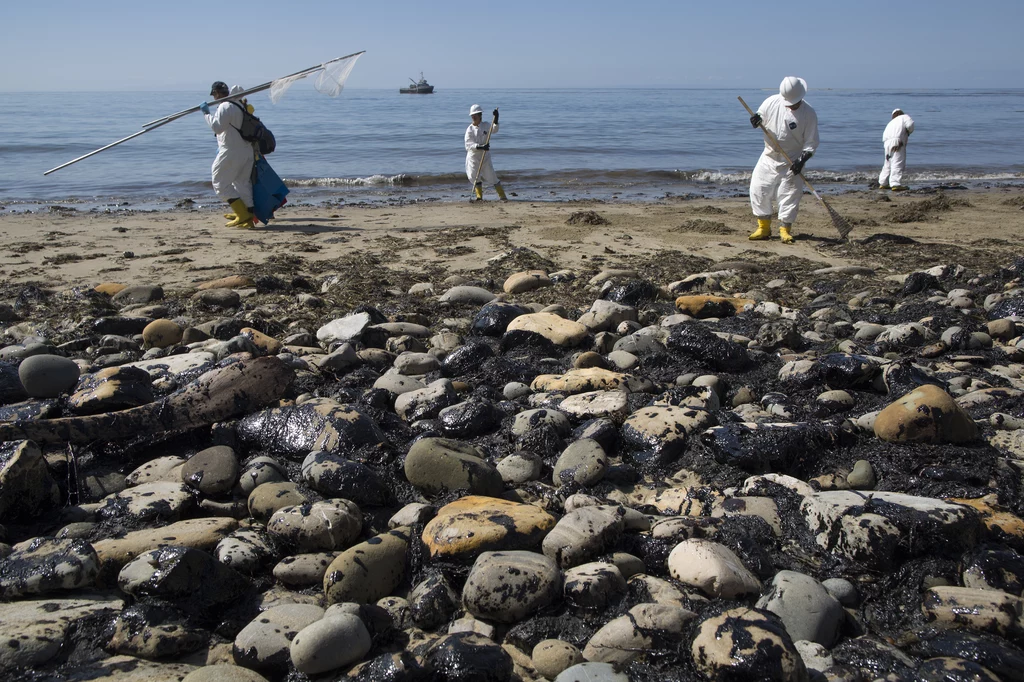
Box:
[748,76,819,244]
[878,108,915,191]
[201,82,256,229]
[465,104,507,201]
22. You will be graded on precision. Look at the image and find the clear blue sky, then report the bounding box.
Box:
[3,0,1022,91]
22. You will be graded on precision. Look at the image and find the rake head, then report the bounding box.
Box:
[822,198,853,240]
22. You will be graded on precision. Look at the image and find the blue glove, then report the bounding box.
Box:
[200,102,211,115]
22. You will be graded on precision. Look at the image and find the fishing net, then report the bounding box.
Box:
[268,53,363,104]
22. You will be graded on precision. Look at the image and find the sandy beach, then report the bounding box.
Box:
[3,186,1023,296]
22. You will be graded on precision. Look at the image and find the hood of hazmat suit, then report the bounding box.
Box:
[780,77,807,106]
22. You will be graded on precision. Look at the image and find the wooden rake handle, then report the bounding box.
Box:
[737,96,821,195]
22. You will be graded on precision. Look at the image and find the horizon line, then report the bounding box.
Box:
[3,86,1024,94]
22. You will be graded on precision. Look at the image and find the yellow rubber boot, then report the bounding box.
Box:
[495,183,507,201]
[225,200,254,229]
[224,198,238,221]
[779,225,795,244]
[474,184,483,201]
[749,218,771,241]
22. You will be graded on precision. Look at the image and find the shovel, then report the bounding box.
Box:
[739,96,852,240]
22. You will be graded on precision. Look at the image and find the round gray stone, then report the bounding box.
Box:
[496,452,543,484]
[266,499,362,552]
[239,457,287,495]
[553,439,608,487]
[233,603,324,671]
[463,550,562,623]
[290,612,371,675]
[755,570,845,646]
[847,459,877,489]
[18,354,80,398]
[404,437,503,497]
[182,446,239,495]
[821,577,858,607]
[533,640,584,679]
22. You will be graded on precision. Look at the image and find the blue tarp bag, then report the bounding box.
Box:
[251,156,289,225]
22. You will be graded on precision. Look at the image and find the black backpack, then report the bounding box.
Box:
[231,101,276,155]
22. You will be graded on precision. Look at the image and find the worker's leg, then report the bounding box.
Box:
[225,158,256,229]
[777,173,804,244]
[878,154,891,189]
[749,159,780,240]
[889,147,907,188]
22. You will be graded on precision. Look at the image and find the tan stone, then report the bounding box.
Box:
[531,367,649,394]
[952,496,1024,546]
[675,295,755,318]
[559,390,630,423]
[93,518,238,572]
[196,275,255,290]
[923,586,1024,638]
[874,384,979,444]
[422,495,556,559]
[503,271,552,294]
[142,319,184,349]
[95,282,128,296]
[506,312,588,346]
[241,328,283,354]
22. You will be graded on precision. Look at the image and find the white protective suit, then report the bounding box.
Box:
[204,100,255,206]
[749,94,819,224]
[465,121,499,185]
[879,114,915,187]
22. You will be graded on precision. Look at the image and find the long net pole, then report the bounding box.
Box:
[43,51,365,176]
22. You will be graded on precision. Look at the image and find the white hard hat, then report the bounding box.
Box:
[229,85,245,96]
[892,108,904,116]
[779,77,807,106]
[469,104,483,116]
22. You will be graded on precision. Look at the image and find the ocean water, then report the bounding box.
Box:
[2,87,1023,210]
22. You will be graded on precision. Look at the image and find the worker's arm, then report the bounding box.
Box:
[464,127,477,153]
[803,111,820,155]
[904,116,915,136]
[207,103,240,135]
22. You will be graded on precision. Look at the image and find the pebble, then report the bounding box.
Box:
[422,495,556,558]
[181,445,238,495]
[266,499,362,552]
[691,607,806,682]
[7,249,1024,680]
[553,438,609,487]
[403,437,503,496]
[874,384,978,444]
[0,538,99,598]
[463,550,562,623]
[17,354,80,398]
[142,319,183,349]
[542,505,624,568]
[755,570,844,646]
[289,612,371,674]
[233,603,325,672]
[323,527,410,604]
[668,538,761,598]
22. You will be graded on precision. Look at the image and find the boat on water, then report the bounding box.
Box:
[400,73,434,94]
